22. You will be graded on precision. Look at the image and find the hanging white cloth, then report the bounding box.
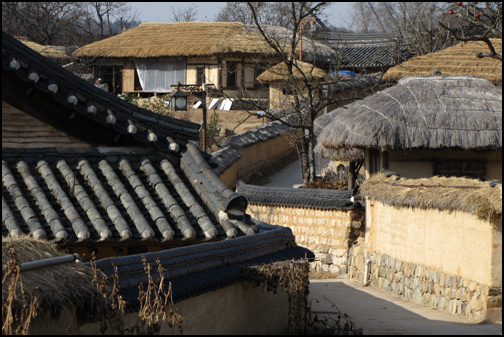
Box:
[135,58,186,91]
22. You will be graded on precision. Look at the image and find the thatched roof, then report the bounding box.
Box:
[360,173,502,221]
[74,22,278,58]
[383,39,502,84]
[316,75,502,160]
[2,236,106,319]
[16,37,69,60]
[257,60,326,83]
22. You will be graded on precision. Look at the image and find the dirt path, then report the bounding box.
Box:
[309,278,502,335]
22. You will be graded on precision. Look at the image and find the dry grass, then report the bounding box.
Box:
[257,60,327,82]
[383,39,502,84]
[360,172,502,221]
[317,75,502,158]
[74,22,277,58]
[16,37,69,60]
[1,236,105,325]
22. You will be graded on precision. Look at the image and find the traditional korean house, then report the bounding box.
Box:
[2,31,312,334]
[315,74,502,182]
[257,60,327,111]
[73,22,279,99]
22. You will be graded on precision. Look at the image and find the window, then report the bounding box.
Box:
[196,66,204,86]
[434,160,486,180]
[226,62,237,88]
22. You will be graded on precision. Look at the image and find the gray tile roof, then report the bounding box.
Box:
[2,31,200,151]
[316,32,411,69]
[236,181,362,210]
[90,227,313,306]
[2,147,251,243]
[0,32,258,245]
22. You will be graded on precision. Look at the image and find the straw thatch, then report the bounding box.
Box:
[2,236,106,319]
[360,172,502,221]
[74,22,278,58]
[316,75,502,160]
[383,39,502,84]
[257,60,327,83]
[16,37,69,60]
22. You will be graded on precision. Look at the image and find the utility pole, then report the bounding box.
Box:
[170,75,213,153]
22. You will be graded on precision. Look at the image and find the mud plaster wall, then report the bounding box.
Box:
[348,199,502,322]
[218,135,293,188]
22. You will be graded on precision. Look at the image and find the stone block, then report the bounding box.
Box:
[324,253,333,265]
[394,271,404,283]
[440,296,450,311]
[485,294,502,309]
[412,288,422,303]
[455,288,462,300]
[415,265,422,278]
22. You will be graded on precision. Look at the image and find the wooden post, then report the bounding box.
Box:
[202,79,207,152]
[348,160,355,190]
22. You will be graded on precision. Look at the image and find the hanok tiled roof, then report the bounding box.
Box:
[2,31,200,151]
[90,227,313,305]
[2,146,250,243]
[316,32,410,69]
[0,31,267,247]
[236,181,362,210]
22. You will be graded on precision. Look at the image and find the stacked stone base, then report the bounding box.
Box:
[349,247,502,322]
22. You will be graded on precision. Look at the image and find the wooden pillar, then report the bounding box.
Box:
[240,57,245,98]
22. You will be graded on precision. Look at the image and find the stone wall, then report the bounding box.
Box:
[246,204,365,276]
[348,248,502,323]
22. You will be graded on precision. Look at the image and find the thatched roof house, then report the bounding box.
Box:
[257,60,326,111]
[315,74,502,181]
[3,31,312,334]
[73,22,339,101]
[383,39,502,84]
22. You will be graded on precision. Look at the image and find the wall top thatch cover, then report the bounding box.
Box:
[74,22,277,58]
[360,172,502,221]
[316,75,502,160]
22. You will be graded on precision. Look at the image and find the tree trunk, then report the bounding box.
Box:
[307,128,316,184]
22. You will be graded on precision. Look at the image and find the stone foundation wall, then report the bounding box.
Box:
[348,247,502,322]
[247,204,365,276]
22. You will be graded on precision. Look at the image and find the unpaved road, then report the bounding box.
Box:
[309,278,502,335]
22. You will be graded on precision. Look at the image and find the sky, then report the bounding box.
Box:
[129,2,355,29]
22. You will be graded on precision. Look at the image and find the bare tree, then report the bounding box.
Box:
[439,2,502,61]
[216,2,329,30]
[76,2,139,43]
[170,4,198,22]
[2,2,85,45]
[237,2,381,185]
[2,2,139,46]
[349,2,455,56]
